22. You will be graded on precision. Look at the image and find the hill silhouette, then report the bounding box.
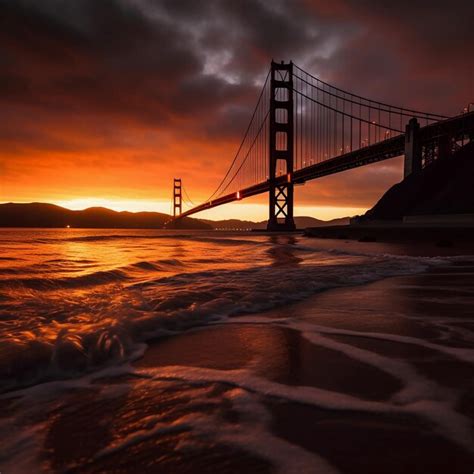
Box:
[201,216,350,230]
[365,141,474,220]
[0,203,211,229]
[0,203,350,230]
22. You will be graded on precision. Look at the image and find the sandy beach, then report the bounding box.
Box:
[132,264,474,473]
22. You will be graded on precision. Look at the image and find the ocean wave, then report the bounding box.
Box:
[129,261,164,272]
[24,233,266,246]
[2,227,473,394]
[45,257,96,264]
[0,252,442,393]
[2,269,129,290]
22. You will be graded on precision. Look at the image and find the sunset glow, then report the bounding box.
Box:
[1,1,468,221]
[54,198,173,215]
[1,2,473,473]
[1,198,367,222]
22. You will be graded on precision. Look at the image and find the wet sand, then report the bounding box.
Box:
[132,264,474,473]
[3,254,474,473]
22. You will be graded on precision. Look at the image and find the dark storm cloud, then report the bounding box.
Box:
[305,0,474,114]
[0,0,201,122]
[0,0,356,144]
[1,0,472,134]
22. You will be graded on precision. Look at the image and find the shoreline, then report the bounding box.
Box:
[128,263,474,473]
[304,224,474,247]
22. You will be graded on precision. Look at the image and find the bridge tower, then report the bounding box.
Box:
[173,178,182,217]
[267,61,296,231]
[404,118,422,178]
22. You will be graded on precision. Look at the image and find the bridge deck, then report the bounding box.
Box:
[178,111,474,219]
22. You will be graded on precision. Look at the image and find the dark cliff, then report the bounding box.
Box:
[365,141,474,220]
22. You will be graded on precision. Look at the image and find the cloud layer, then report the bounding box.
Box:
[1,0,473,216]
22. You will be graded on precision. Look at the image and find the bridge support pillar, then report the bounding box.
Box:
[173,178,182,217]
[267,61,296,231]
[438,134,452,161]
[404,118,422,178]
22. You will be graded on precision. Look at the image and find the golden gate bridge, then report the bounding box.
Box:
[170,61,474,230]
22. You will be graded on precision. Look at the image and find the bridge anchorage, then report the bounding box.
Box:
[170,60,474,228]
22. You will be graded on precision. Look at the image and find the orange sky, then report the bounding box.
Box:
[1,0,471,221]
[0,118,403,220]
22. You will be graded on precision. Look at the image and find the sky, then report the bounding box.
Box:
[1,0,473,221]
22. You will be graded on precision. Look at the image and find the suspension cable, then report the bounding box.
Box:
[293,64,449,119]
[217,110,270,197]
[181,185,196,206]
[293,73,441,121]
[203,68,271,203]
[292,88,404,133]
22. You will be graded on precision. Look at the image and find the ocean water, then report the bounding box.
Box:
[0,228,442,392]
[1,229,474,473]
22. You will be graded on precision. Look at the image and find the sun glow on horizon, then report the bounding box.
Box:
[194,202,366,221]
[4,197,365,222]
[52,198,172,214]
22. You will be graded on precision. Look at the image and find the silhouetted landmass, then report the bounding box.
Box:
[365,141,474,220]
[202,216,350,230]
[0,203,349,230]
[0,203,212,229]
[305,143,474,244]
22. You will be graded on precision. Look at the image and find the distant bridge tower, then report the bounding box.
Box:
[173,178,182,217]
[267,61,296,231]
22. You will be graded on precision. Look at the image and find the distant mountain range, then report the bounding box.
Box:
[200,216,350,230]
[0,203,211,229]
[0,203,350,230]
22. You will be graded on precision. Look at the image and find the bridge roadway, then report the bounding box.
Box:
[178,111,474,219]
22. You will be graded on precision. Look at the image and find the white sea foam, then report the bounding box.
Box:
[90,385,340,474]
[1,329,473,473]
[301,323,474,363]
[136,362,474,454]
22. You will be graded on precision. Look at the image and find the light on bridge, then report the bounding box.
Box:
[236,191,241,200]
[287,173,292,183]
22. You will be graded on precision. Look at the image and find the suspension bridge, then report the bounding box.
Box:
[170,61,474,230]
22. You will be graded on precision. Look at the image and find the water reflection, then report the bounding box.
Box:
[266,235,302,267]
